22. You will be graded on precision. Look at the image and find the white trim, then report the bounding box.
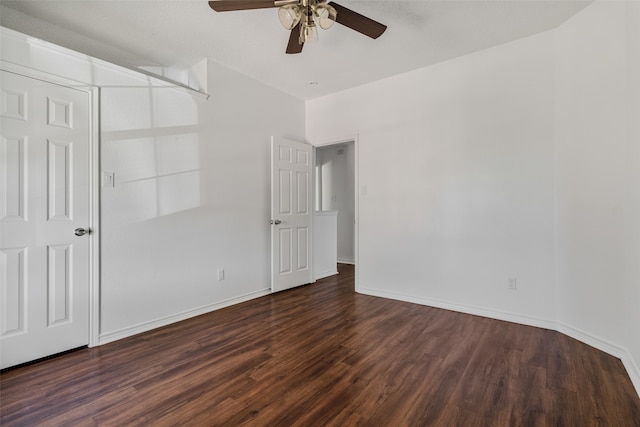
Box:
[358,287,557,330]
[358,286,640,398]
[1,60,90,91]
[311,145,317,283]
[98,288,272,345]
[0,27,209,99]
[354,135,359,293]
[623,353,640,399]
[337,259,355,265]
[88,85,101,348]
[556,322,640,398]
[555,322,626,359]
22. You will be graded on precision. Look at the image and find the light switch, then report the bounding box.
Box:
[103,172,115,188]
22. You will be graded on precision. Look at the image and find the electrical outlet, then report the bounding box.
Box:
[508,277,517,290]
[217,269,224,281]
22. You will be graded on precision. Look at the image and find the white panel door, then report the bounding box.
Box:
[0,70,90,369]
[271,137,312,292]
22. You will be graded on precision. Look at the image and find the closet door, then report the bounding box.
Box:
[1,70,91,369]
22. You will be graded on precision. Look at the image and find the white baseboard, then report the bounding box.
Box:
[358,287,640,398]
[315,270,339,280]
[98,288,271,345]
[622,353,640,399]
[555,322,626,359]
[96,281,640,399]
[337,259,355,265]
[358,287,557,330]
[556,322,640,398]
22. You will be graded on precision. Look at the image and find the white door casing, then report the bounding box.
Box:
[271,137,313,292]
[0,70,91,369]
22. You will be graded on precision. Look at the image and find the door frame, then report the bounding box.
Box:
[312,135,359,290]
[1,60,101,347]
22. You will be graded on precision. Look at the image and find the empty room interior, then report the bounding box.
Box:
[1,0,639,424]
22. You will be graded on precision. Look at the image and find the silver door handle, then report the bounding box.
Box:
[270,220,282,225]
[74,228,91,236]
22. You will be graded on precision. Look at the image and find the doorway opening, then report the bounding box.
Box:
[314,140,356,275]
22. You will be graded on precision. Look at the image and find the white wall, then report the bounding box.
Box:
[313,211,338,279]
[308,31,558,325]
[100,61,304,339]
[317,143,355,263]
[625,1,640,390]
[307,0,639,394]
[0,29,305,342]
[554,0,640,388]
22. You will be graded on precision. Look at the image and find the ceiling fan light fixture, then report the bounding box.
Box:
[316,4,337,30]
[297,5,318,44]
[300,21,318,43]
[208,0,387,54]
[278,5,301,30]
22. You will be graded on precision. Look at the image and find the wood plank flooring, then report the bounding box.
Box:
[1,264,639,426]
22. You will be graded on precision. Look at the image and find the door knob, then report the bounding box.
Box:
[270,220,282,225]
[74,228,91,236]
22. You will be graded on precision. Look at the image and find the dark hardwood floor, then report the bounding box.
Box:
[1,264,639,426]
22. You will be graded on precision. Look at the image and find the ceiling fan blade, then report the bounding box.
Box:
[286,24,304,54]
[328,2,387,39]
[208,0,277,12]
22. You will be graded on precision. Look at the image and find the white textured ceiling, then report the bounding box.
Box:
[0,0,591,100]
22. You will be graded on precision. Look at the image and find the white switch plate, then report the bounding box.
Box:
[103,172,115,188]
[217,269,224,281]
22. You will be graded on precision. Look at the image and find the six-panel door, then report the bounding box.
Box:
[271,137,312,292]
[0,70,91,369]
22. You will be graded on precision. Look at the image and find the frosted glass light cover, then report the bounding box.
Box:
[317,5,336,29]
[301,24,318,43]
[278,6,301,30]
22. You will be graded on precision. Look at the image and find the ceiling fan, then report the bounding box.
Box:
[208,0,387,54]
